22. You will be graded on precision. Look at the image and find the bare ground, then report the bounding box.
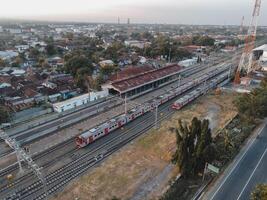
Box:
[52,91,238,200]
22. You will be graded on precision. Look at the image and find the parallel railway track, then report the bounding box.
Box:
[1,65,232,200]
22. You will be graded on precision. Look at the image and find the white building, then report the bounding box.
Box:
[42,81,57,89]
[15,45,30,53]
[178,58,198,67]
[124,40,151,49]
[30,41,47,48]
[11,69,26,76]
[8,28,22,34]
[139,56,147,64]
[0,83,11,89]
[0,51,18,60]
[99,60,114,68]
[253,44,267,69]
[52,90,109,113]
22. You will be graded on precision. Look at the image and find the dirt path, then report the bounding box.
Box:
[131,164,174,200]
[205,103,220,131]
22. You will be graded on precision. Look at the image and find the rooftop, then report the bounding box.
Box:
[104,64,182,93]
[108,66,154,82]
[253,44,267,52]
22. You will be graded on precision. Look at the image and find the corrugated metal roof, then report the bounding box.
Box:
[107,64,182,93]
[253,44,267,51]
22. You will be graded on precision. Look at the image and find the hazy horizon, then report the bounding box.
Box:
[0,0,266,26]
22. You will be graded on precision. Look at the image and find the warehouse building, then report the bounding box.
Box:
[52,90,108,113]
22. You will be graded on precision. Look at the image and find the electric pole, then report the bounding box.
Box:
[0,130,48,200]
[124,94,127,114]
[154,104,158,129]
[178,75,181,87]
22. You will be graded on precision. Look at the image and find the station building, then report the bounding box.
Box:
[102,64,183,99]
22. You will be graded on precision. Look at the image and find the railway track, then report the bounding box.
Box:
[1,66,232,200]
[2,39,266,200]
[1,39,266,200]
[0,61,234,192]
[4,92,184,200]
[0,60,233,178]
[0,60,225,179]
[1,52,235,150]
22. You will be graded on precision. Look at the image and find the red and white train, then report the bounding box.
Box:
[76,65,231,148]
[172,71,230,110]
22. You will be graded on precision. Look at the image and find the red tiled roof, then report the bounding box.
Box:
[108,64,182,92]
[0,76,12,84]
[23,87,38,98]
[108,66,154,82]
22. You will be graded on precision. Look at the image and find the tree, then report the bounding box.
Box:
[11,56,23,67]
[29,47,40,59]
[46,43,57,56]
[142,31,154,41]
[100,65,119,77]
[75,67,93,90]
[131,32,142,40]
[64,53,93,77]
[251,184,267,200]
[170,117,215,177]
[175,48,192,61]
[192,35,215,46]
[0,106,11,123]
[234,78,267,122]
[104,42,125,62]
[37,57,50,69]
[0,58,6,67]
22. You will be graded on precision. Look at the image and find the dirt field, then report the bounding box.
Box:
[53,91,238,200]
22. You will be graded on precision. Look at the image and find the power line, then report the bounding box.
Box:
[0,130,48,200]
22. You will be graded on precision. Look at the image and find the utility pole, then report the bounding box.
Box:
[168,42,173,63]
[154,104,158,129]
[124,94,127,114]
[0,130,48,200]
[87,76,92,102]
[178,75,181,87]
[228,65,232,80]
[202,163,208,182]
[16,150,23,174]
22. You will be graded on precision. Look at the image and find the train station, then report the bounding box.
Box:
[101,64,183,98]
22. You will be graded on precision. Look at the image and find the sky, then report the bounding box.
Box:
[0,0,266,25]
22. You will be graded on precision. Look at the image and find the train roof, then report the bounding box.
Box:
[80,129,92,139]
[89,128,97,132]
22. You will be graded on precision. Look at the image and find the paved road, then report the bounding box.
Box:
[206,122,267,200]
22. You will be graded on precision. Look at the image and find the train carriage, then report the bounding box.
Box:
[172,96,187,110]
[76,127,100,148]
[76,66,231,148]
[116,114,127,127]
